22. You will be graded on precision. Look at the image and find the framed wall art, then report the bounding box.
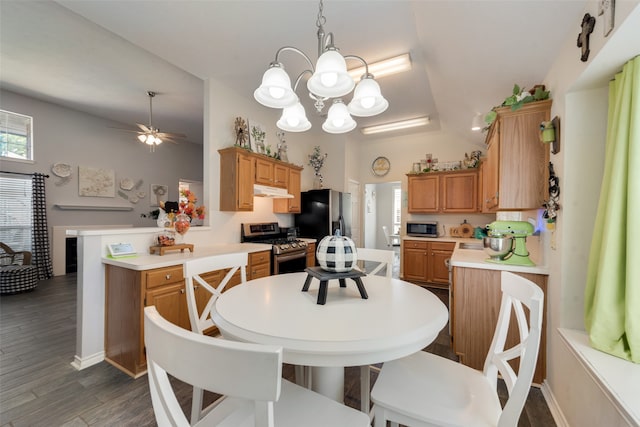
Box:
[150,184,168,207]
[78,166,115,197]
[248,120,266,154]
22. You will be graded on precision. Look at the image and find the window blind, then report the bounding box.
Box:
[0,175,33,251]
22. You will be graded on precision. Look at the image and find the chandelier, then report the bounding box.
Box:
[254,0,389,134]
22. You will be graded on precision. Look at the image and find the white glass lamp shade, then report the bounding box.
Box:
[307,50,355,98]
[254,65,298,108]
[348,77,389,117]
[137,134,147,143]
[322,100,356,134]
[277,102,312,132]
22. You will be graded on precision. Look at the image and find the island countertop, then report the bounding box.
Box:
[102,243,272,271]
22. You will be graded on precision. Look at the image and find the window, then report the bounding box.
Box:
[0,175,33,251]
[393,187,401,235]
[0,110,33,161]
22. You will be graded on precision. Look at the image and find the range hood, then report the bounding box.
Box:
[253,184,294,199]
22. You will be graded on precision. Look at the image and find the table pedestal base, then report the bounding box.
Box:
[311,366,345,403]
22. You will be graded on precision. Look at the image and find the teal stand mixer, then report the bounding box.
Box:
[485,220,535,266]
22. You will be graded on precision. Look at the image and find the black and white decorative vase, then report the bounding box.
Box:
[316,230,357,272]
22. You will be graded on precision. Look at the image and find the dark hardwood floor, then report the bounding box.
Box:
[0,273,556,426]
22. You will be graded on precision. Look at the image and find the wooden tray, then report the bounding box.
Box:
[149,243,194,256]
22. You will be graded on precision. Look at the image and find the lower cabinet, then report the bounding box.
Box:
[306,242,316,267]
[104,250,272,378]
[402,239,455,288]
[451,267,547,384]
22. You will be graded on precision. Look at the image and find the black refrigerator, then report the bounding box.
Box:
[295,189,352,242]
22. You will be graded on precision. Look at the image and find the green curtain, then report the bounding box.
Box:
[585,56,640,363]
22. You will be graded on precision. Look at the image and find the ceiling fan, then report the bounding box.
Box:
[114,91,186,151]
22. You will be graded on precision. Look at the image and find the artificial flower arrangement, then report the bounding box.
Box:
[484,84,550,127]
[178,189,206,221]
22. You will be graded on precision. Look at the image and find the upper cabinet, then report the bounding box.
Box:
[482,100,551,212]
[219,146,303,212]
[407,169,479,214]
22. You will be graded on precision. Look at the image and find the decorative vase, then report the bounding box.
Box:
[313,173,323,189]
[316,230,357,272]
[174,213,191,241]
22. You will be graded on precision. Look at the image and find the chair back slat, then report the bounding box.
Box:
[355,248,394,278]
[144,306,282,404]
[184,253,248,334]
[482,271,544,427]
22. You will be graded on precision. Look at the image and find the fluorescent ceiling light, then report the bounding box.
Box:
[348,53,412,81]
[361,116,430,135]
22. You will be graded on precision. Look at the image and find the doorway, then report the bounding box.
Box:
[363,181,401,277]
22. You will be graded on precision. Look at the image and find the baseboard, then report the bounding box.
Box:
[70,351,104,370]
[541,379,570,427]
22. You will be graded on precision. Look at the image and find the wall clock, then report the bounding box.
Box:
[372,156,391,177]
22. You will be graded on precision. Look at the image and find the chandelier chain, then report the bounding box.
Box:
[316,0,326,28]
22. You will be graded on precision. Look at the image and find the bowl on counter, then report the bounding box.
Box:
[483,236,513,260]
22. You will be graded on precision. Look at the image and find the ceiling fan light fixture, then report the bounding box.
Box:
[361,116,430,135]
[138,134,147,143]
[348,76,389,117]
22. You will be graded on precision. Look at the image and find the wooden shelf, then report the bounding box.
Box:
[55,204,133,211]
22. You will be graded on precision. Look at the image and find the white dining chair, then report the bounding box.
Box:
[370,271,544,427]
[382,225,400,247]
[184,253,248,423]
[144,306,371,427]
[355,247,394,416]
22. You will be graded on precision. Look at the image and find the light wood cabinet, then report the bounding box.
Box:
[451,266,547,384]
[104,250,272,378]
[402,239,455,288]
[306,242,316,267]
[219,147,254,211]
[407,169,478,214]
[273,167,302,213]
[219,146,302,212]
[481,100,551,212]
[248,250,271,279]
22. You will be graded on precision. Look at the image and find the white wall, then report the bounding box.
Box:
[541,1,640,425]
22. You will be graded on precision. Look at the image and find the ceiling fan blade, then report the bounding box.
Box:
[136,123,151,133]
[109,125,143,134]
[156,131,187,139]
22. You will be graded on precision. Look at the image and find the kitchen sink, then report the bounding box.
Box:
[459,242,484,250]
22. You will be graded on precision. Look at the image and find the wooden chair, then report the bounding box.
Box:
[144,306,370,427]
[355,247,394,416]
[0,242,32,265]
[370,271,544,427]
[184,253,248,423]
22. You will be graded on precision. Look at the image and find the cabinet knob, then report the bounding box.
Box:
[180,289,185,294]
[165,274,172,280]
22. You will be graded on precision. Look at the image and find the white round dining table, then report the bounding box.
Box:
[211,271,448,402]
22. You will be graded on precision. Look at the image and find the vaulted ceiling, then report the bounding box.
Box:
[1,1,589,145]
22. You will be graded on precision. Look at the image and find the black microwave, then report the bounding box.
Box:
[406,221,439,237]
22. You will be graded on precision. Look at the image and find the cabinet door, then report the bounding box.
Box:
[237,153,255,210]
[219,148,254,211]
[498,103,550,209]
[441,172,478,213]
[429,249,452,285]
[452,267,547,384]
[306,242,316,267]
[408,175,439,213]
[255,157,274,186]
[273,168,302,213]
[402,241,428,281]
[146,283,190,331]
[483,123,500,212]
[273,164,288,188]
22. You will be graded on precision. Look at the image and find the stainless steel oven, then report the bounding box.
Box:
[241,223,308,275]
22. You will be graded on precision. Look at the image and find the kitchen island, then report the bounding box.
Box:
[449,237,548,384]
[70,225,271,373]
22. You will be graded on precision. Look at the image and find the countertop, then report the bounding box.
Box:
[403,235,549,275]
[102,243,272,271]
